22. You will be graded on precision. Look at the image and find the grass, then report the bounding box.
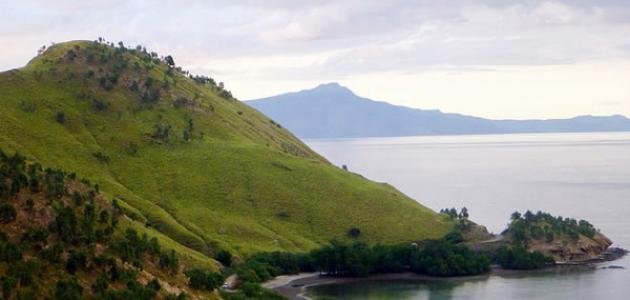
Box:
[0,40,452,259]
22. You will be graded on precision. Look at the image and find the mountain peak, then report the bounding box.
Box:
[311,82,355,96]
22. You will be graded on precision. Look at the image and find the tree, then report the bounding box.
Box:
[347,227,361,239]
[0,203,17,223]
[185,268,224,290]
[510,211,521,221]
[524,210,535,222]
[215,249,232,267]
[55,279,83,300]
[55,111,66,124]
[459,207,469,220]
[165,55,175,67]
[183,119,194,141]
[2,275,17,299]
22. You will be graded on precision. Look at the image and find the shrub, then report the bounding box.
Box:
[0,203,17,223]
[54,279,83,300]
[65,250,88,274]
[185,268,224,291]
[55,111,66,124]
[159,250,178,271]
[347,227,361,239]
[0,241,22,262]
[496,245,555,270]
[215,249,233,267]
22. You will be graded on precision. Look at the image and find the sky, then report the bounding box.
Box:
[2,0,630,119]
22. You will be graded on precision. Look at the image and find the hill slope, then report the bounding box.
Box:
[0,40,451,257]
[0,150,221,299]
[247,83,630,138]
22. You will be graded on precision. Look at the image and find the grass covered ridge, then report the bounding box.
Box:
[0,40,452,257]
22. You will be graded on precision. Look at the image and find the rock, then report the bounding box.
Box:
[604,265,625,269]
[528,232,614,262]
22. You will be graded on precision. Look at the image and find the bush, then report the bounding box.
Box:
[55,279,83,300]
[0,241,22,262]
[347,227,361,239]
[507,211,599,244]
[185,268,224,291]
[21,226,49,248]
[55,111,66,124]
[159,250,179,271]
[410,240,490,276]
[496,245,555,270]
[0,203,17,223]
[66,250,88,274]
[215,249,232,267]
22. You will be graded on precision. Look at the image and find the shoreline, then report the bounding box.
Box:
[265,259,625,300]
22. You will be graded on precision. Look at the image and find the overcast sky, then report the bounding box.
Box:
[2,0,630,119]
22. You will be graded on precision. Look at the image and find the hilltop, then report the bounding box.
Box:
[0,40,451,260]
[247,83,630,138]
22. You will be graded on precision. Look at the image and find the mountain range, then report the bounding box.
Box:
[247,83,630,138]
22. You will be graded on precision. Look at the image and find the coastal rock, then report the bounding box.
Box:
[603,265,625,269]
[528,232,613,262]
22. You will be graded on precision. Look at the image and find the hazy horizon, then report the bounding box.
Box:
[248,82,630,121]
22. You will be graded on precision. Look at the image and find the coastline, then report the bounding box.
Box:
[264,262,619,300]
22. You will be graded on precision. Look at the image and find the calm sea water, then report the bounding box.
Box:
[305,132,630,300]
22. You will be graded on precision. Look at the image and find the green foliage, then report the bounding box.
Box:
[55,111,66,124]
[496,245,555,270]
[164,55,175,67]
[182,119,194,141]
[54,279,83,300]
[0,203,17,223]
[20,226,49,248]
[184,268,224,290]
[2,275,17,299]
[92,272,109,294]
[65,249,88,274]
[410,240,489,276]
[443,231,464,244]
[159,249,179,271]
[93,151,111,164]
[0,240,22,262]
[347,227,361,239]
[214,249,232,267]
[113,229,163,267]
[238,239,489,281]
[507,210,599,244]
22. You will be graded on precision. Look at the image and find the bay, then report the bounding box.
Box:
[305,132,630,300]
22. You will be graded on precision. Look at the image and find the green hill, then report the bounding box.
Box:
[0,150,221,299]
[0,40,451,258]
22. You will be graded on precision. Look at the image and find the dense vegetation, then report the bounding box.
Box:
[506,211,598,244]
[0,149,222,299]
[232,238,490,284]
[0,38,451,258]
[495,245,555,270]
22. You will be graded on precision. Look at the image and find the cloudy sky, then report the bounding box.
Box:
[2,0,630,119]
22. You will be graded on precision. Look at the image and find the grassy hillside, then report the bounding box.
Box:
[0,40,451,257]
[0,150,221,299]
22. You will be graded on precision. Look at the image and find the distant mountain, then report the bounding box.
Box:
[247,83,630,138]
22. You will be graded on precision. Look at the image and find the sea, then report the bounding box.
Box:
[305,132,630,300]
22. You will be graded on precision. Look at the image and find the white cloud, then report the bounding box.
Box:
[2,0,630,118]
